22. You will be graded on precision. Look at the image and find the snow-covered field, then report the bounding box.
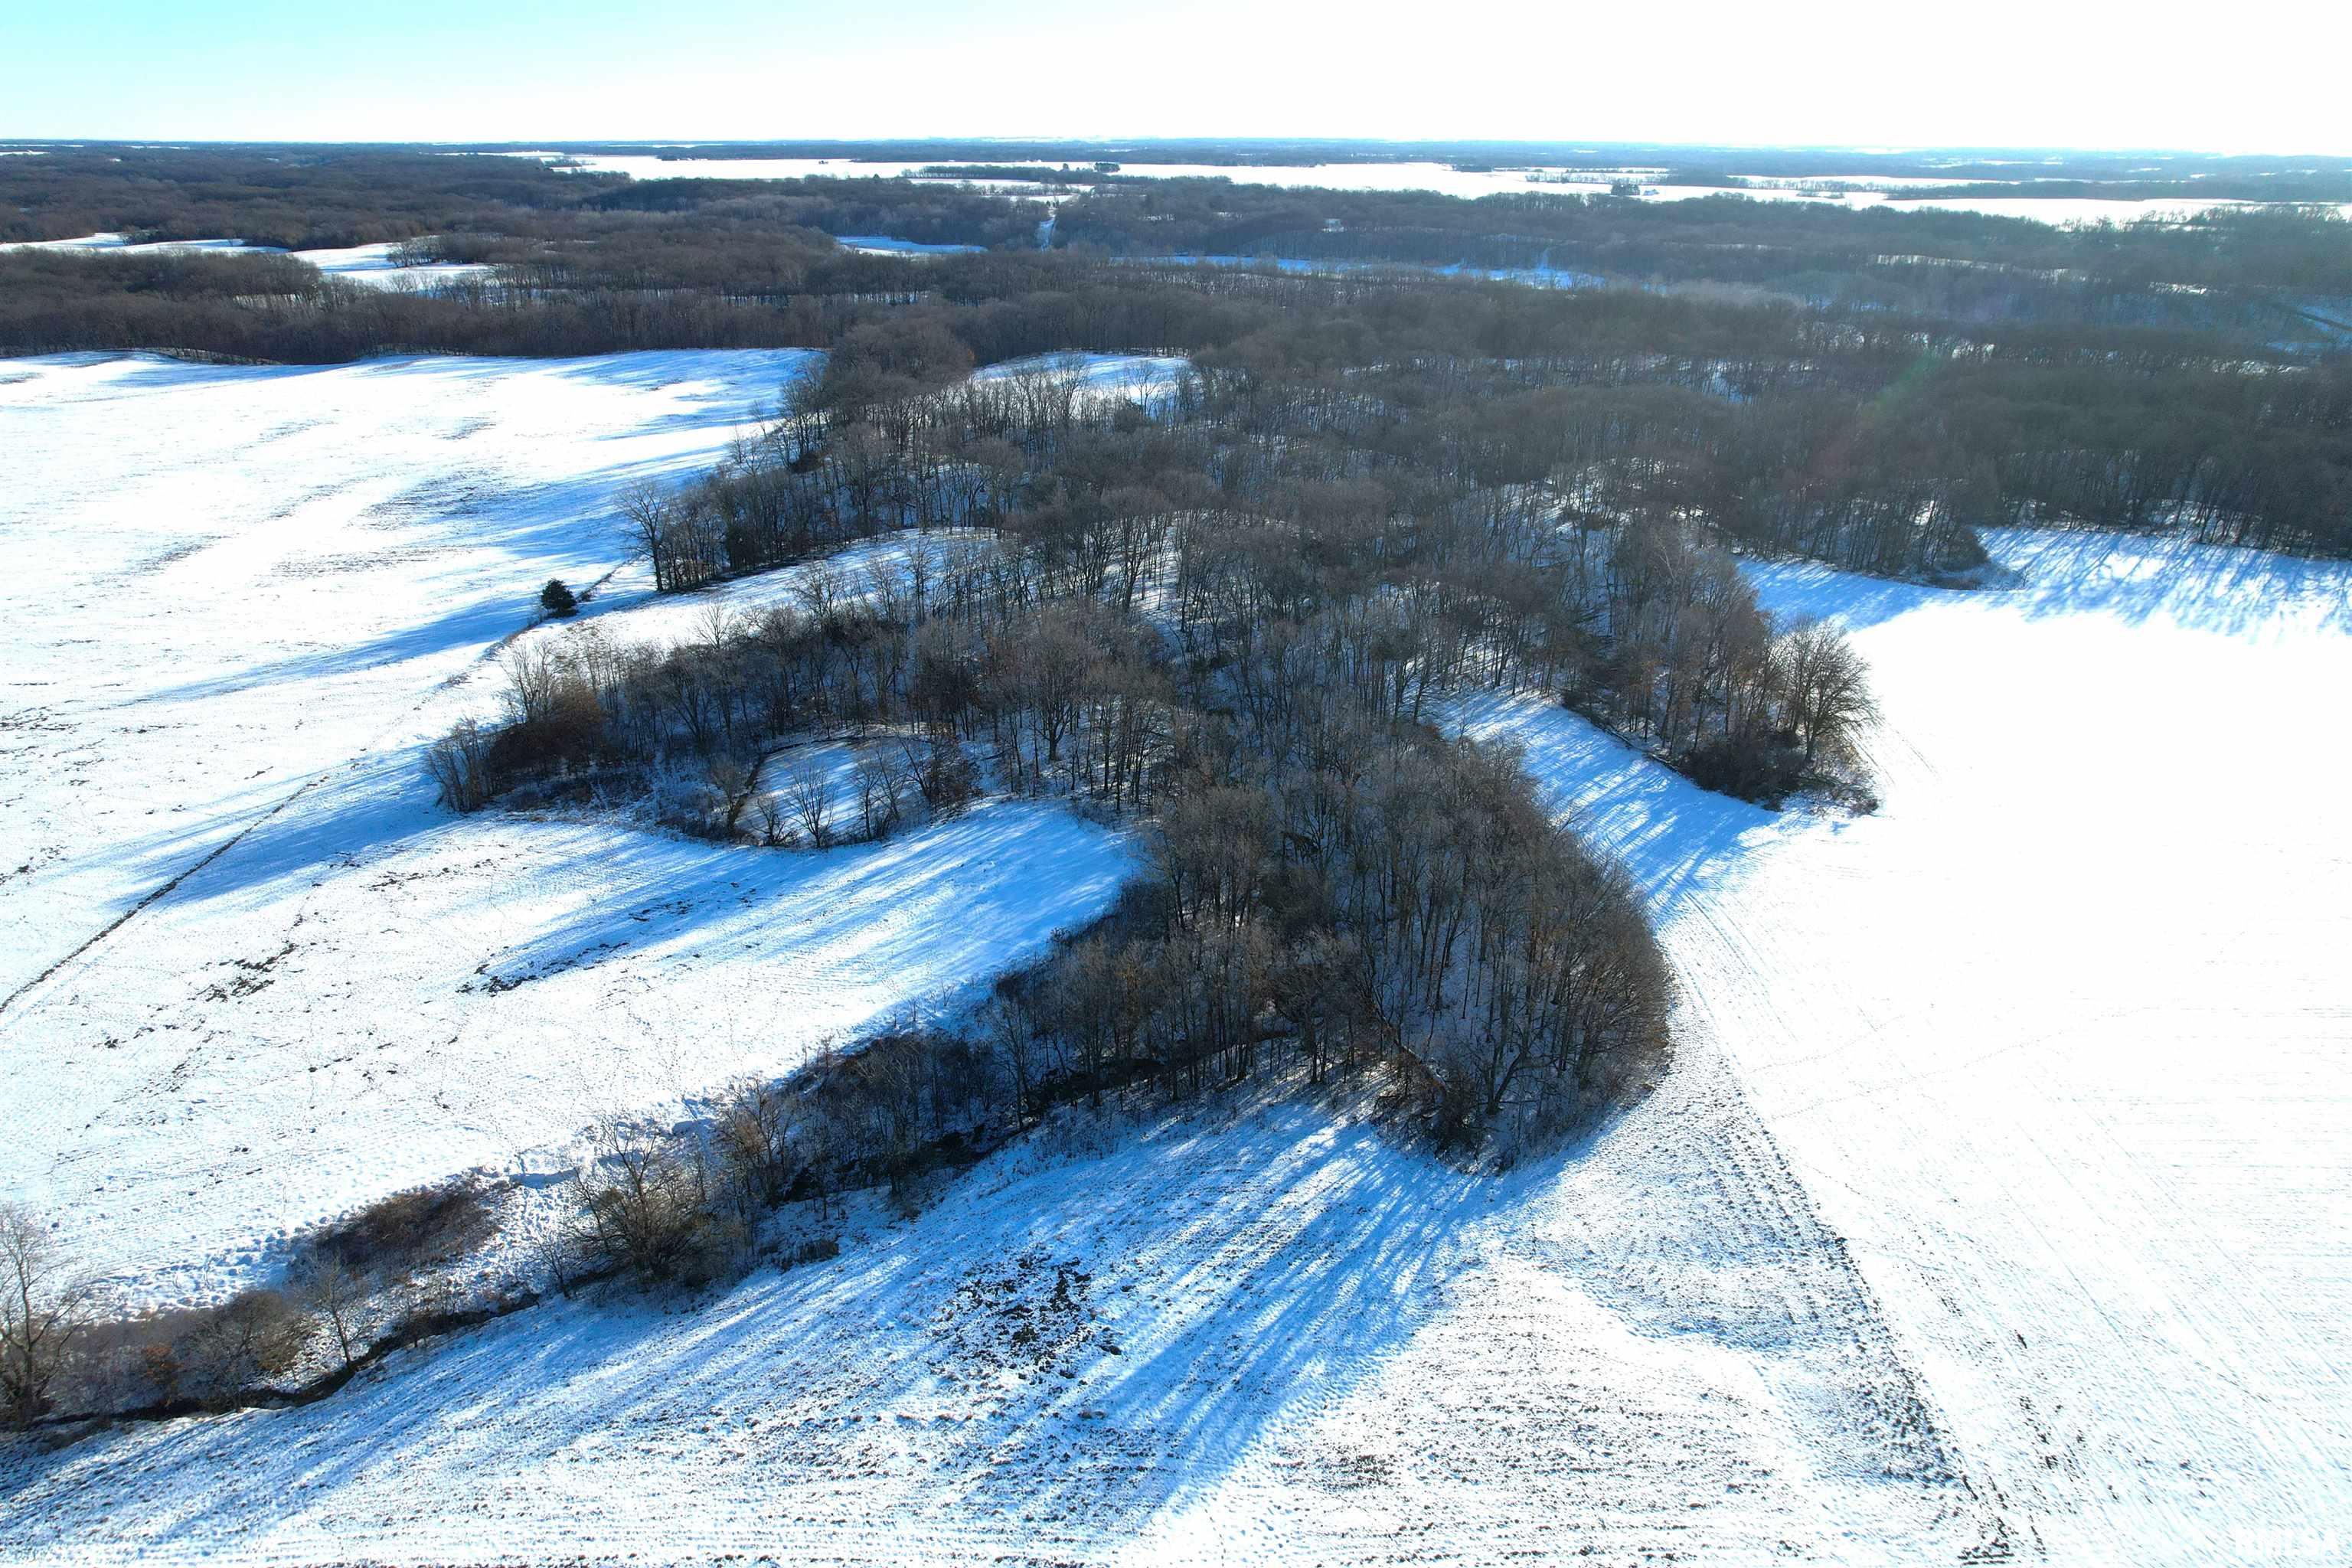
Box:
[275,240,495,290]
[5,348,2347,1566]
[1460,528,2352,1563]
[834,234,988,256]
[975,351,1192,409]
[0,351,1130,1308]
[2,1023,1980,1565]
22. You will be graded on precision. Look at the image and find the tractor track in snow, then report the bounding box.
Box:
[0,599,567,1024]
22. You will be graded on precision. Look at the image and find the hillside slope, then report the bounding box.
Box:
[0,1037,1980,1564]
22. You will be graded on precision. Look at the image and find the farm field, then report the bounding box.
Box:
[1461,529,2352,1563]
[5,0,2348,1545]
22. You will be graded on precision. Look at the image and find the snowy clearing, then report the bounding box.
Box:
[974,351,1191,398]
[281,240,495,290]
[834,234,988,256]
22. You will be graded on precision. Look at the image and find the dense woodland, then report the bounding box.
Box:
[408,306,1911,1272]
[5,148,2347,555]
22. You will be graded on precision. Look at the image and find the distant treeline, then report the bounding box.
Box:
[5,149,2347,556]
[1057,181,2352,310]
[0,148,618,250]
[436,139,2352,188]
[10,145,2347,315]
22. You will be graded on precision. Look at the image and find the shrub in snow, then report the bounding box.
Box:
[309,1183,491,1274]
[571,1116,748,1287]
[181,1289,309,1407]
[423,720,495,813]
[539,578,578,616]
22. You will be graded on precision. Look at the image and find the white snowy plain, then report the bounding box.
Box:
[0,351,1132,1312]
[1457,529,2352,1563]
[2,347,2348,1566]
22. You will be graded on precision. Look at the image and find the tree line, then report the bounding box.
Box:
[10,189,2344,554]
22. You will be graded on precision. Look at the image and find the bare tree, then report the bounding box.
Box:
[982,995,1042,1125]
[714,1077,801,1216]
[183,1288,309,1406]
[500,642,562,725]
[621,482,674,593]
[782,755,836,848]
[295,1256,375,1374]
[424,718,495,812]
[904,731,978,818]
[1779,619,1878,765]
[793,559,847,624]
[0,1204,97,1425]
[706,752,761,838]
[852,749,904,841]
[575,1115,733,1284]
[695,599,737,655]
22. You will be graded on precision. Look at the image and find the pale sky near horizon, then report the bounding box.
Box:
[5,0,2347,155]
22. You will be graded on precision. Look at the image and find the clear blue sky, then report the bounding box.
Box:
[7,0,2346,154]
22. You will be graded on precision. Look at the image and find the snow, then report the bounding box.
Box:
[0,351,1131,1308]
[2,349,805,1005]
[0,232,249,255]
[835,234,987,256]
[285,240,495,290]
[518,152,1061,194]
[1631,186,2284,224]
[1141,253,1608,291]
[506,528,1003,655]
[0,1057,1980,1563]
[973,351,1192,410]
[1458,528,2352,1563]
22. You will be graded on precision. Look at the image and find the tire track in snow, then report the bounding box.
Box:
[1676,873,2033,1504]
[1665,887,2024,1558]
[0,590,571,1024]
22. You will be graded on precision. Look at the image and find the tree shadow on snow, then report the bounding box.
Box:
[1981,528,2352,636]
[1744,528,2352,641]
[0,1102,1486,1555]
[106,719,1129,1028]
[1446,691,1786,921]
[472,799,1132,997]
[134,450,704,703]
